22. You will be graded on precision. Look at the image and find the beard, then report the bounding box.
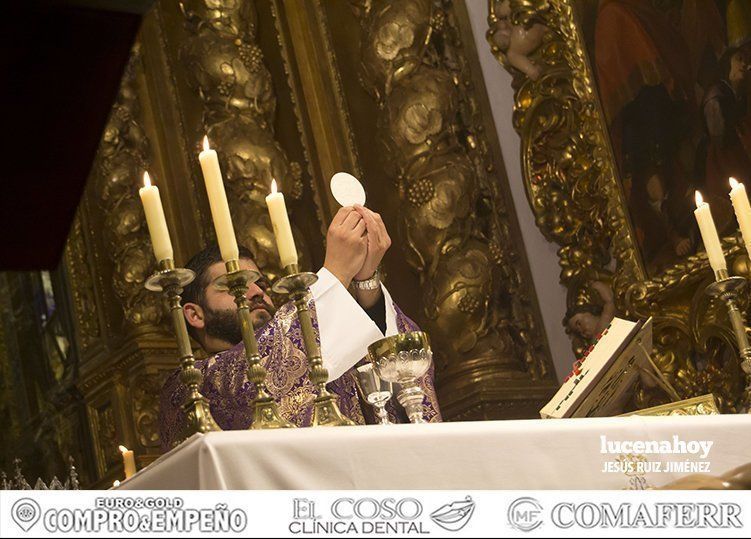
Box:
[204,300,275,347]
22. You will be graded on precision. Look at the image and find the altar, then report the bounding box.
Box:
[116,415,751,490]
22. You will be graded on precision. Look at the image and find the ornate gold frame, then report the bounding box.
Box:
[486,0,748,411]
[621,394,719,417]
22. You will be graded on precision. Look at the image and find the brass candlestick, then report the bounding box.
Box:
[212,259,294,429]
[145,259,220,443]
[272,264,355,426]
[705,269,751,412]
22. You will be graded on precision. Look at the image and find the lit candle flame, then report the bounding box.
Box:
[271,179,278,194]
[143,171,151,188]
[203,135,210,152]
[119,445,129,454]
[730,177,740,190]
[695,190,704,207]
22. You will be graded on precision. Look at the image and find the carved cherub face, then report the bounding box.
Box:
[492,0,513,50]
[568,311,599,341]
[179,0,256,40]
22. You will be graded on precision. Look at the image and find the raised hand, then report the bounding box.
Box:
[323,206,368,287]
[352,205,391,281]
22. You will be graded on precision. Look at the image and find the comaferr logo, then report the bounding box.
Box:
[552,502,742,529]
[508,497,543,532]
[507,499,743,531]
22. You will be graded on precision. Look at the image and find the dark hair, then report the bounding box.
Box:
[182,242,255,339]
[563,303,603,328]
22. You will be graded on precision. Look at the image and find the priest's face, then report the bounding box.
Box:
[189,258,276,352]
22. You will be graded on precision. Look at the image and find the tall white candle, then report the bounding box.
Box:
[138,172,174,262]
[694,190,727,277]
[265,179,298,268]
[198,136,240,262]
[729,177,751,260]
[119,445,136,479]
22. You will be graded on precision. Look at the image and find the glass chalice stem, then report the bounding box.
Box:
[397,380,427,424]
[374,404,390,424]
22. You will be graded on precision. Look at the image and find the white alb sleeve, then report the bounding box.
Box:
[309,267,398,381]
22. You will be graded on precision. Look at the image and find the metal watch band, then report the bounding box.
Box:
[352,271,380,291]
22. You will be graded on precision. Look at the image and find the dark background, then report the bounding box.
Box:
[0,1,152,270]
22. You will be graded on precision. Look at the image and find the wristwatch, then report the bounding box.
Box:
[352,270,381,291]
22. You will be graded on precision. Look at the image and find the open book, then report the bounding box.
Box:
[540,317,658,418]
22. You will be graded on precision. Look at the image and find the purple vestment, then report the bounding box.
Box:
[159,298,442,451]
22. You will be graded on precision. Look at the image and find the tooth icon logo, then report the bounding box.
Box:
[430,496,476,532]
[12,498,41,532]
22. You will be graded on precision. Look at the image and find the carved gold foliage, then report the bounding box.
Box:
[63,213,101,351]
[353,0,554,384]
[178,0,306,278]
[488,0,624,288]
[132,373,164,449]
[486,0,749,411]
[0,277,23,448]
[622,394,719,417]
[94,44,164,328]
[87,401,119,478]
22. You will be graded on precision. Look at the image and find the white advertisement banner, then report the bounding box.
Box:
[1,490,749,538]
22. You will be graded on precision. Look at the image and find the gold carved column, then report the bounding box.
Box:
[176,0,309,279]
[279,0,558,419]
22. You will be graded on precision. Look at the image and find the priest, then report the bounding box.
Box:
[159,205,441,450]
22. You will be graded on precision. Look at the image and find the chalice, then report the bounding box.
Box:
[367,331,432,424]
[355,364,393,425]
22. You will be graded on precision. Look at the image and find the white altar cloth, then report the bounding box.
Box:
[117,415,751,490]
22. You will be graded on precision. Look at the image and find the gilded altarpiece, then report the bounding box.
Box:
[485,0,751,412]
[315,0,557,418]
[1,0,557,487]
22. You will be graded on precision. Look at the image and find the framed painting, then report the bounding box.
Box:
[486,0,751,412]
